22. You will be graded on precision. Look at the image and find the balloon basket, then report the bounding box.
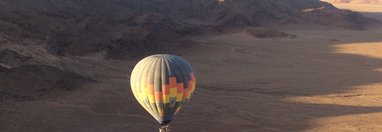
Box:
[159,124,170,132]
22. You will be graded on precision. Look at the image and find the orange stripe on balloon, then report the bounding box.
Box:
[177,83,184,93]
[183,89,189,98]
[155,91,163,102]
[169,77,177,87]
[188,80,193,90]
[162,85,170,95]
[148,85,154,94]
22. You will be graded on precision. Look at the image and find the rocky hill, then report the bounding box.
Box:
[0,65,7,72]
[0,0,377,58]
[0,65,94,101]
[121,0,377,28]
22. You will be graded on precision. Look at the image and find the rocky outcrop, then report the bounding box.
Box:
[0,65,94,101]
[48,13,205,58]
[0,49,32,67]
[0,65,7,73]
[300,6,379,29]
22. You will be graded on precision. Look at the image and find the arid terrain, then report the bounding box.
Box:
[190,4,382,131]
[323,0,382,4]
[1,1,382,132]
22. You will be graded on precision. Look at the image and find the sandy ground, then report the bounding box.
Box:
[2,4,382,132]
[332,4,382,12]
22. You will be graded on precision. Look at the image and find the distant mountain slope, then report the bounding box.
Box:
[0,0,378,59]
[122,0,366,27]
[323,0,382,4]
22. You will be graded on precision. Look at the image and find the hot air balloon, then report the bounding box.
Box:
[130,54,196,132]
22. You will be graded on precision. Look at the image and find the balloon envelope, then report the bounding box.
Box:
[130,54,196,125]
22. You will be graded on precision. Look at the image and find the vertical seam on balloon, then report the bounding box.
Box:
[163,57,173,120]
[140,57,158,121]
[154,57,165,118]
[146,57,161,121]
[150,57,162,120]
[134,57,155,119]
[131,57,150,102]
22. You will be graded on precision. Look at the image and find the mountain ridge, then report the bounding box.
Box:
[1,0,377,58]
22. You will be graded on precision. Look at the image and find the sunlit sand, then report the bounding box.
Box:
[183,4,382,131]
[332,4,382,12]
